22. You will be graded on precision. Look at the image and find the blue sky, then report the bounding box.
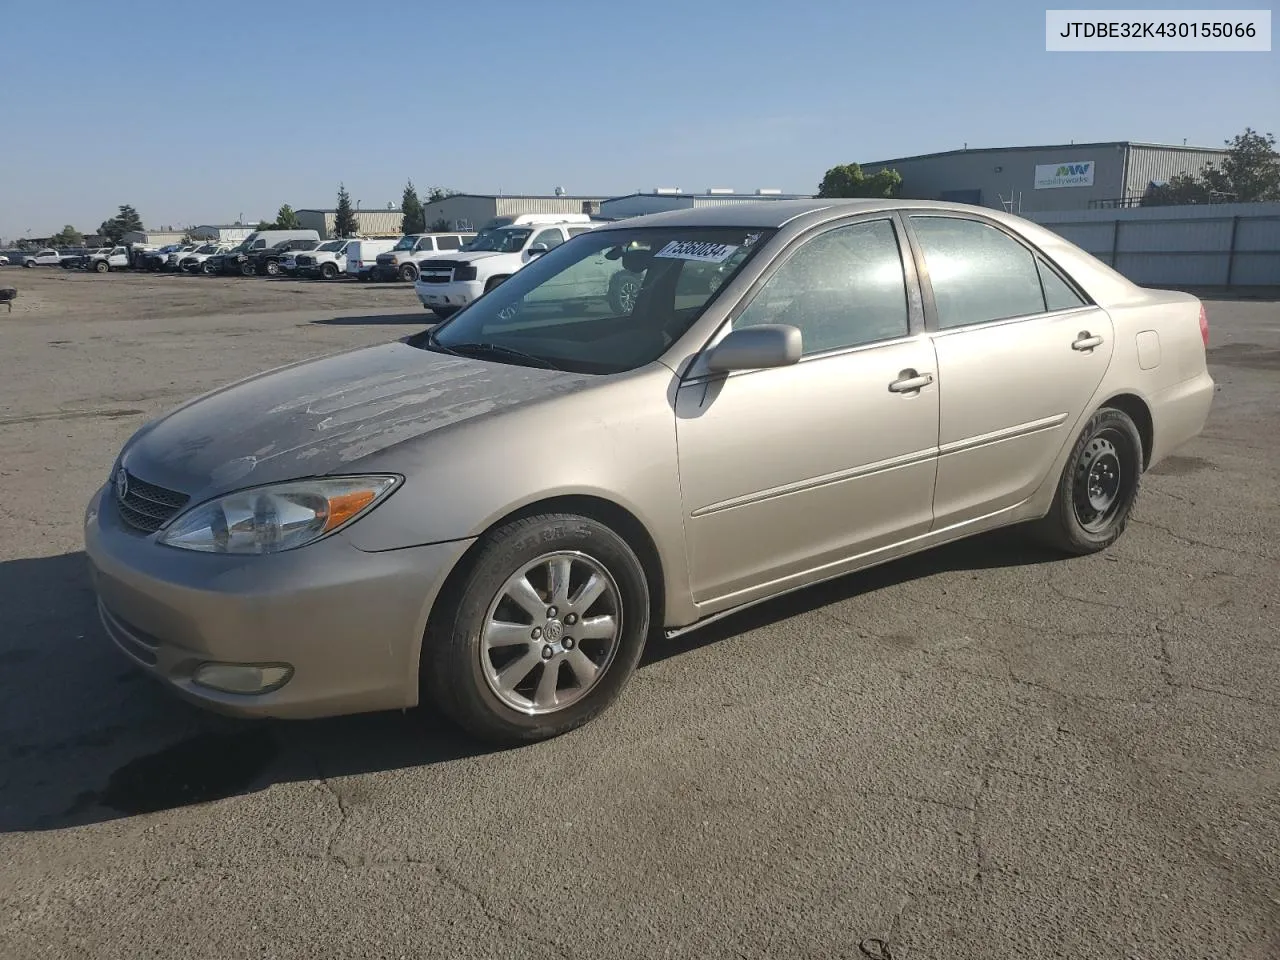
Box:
[1,0,1275,240]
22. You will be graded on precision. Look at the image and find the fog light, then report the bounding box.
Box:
[192,662,293,694]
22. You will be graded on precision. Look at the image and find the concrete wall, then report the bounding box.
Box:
[1028,202,1280,286]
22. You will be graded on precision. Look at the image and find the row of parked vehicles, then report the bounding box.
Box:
[4,213,648,319]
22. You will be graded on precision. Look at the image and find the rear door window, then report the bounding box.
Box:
[435,235,462,251]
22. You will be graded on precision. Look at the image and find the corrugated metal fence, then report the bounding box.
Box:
[1028,202,1280,286]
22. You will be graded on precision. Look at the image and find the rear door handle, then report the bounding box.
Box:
[1072,332,1104,351]
[888,370,934,393]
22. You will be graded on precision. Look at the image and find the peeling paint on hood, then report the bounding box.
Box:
[118,342,595,501]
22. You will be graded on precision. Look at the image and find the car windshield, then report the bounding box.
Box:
[318,240,345,251]
[426,227,772,375]
[467,227,531,253]
[195,245,217,254]
[393,236,419,251]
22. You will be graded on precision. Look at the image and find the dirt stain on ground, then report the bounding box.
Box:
[1207,343,1280,371]
[1149,455,1216,477]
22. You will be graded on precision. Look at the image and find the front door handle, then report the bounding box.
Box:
[1072,331,1104,351]
[888,369,934,394]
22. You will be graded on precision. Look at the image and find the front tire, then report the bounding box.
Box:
[240,261,256,277]
[320,262,339,280]
[94,260,109,273]
[1036,407,1143,555]
[423,514,651,745]
[23,260,34,268]
[608,272,641,314]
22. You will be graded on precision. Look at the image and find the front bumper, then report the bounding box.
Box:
[415,279,483,310]
[84,484,474,719]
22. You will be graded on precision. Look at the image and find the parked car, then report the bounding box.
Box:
[87,246,132,273]
[344,238,398,281]
[176,244,229,273]
[206,229,322,276]
[249,238,320,277]
[138,245,184,271]
[372,233,475,283]
[412,221,598,316]
[0,254,9,266]
[290,239,355,280]
[24,248,64,267]
[85,199,1215,745]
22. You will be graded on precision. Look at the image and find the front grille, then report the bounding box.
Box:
[419,268,454,283]
[116,470,189,534]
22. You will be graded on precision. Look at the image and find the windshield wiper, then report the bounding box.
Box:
[445,341,562,370]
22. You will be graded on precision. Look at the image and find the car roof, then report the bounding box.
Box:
[590,198,1040,231]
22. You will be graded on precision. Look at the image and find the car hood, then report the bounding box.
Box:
[118,341,596,501]
[443,250,512,264]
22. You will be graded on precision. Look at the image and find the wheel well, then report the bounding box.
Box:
[426,495,667,647]
[485,275,510,292]
[1102,393,1153,469]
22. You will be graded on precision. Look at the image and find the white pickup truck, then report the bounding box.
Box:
[87,247,131,273]
[412,222,599,317]
[284,239,353,280]
[23,248,65,267]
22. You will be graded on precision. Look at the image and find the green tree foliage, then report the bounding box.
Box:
[401,181,426,234]
[425,186,459,204]
[1144,127,1280,205]
[334,183,360,238]
[49,225,84,247]
[429,217,452,233]
[256,220,276,230]
[816,163,902,199]
[98,204,144,243]
[276,204,301,229]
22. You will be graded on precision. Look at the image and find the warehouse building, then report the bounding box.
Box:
[861,141,1230,213]
[296,209,403,240]
[121,229,188,246]
[419,194,610,233]
[188,224,256,243]
[600,188,812,219]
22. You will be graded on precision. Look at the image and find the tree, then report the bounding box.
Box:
[49,224,84,247]
[98,204,144,243]
[333,183,359,238]
[429,217,452,232]
[425,186,459,204]
[1217,127,1280,202]
[256,220,276,230]
[1142,173,1212,206]
[400,181,426,235]
[276,204,301,229]
[817,163,902,199]
[1142,127,1279,206]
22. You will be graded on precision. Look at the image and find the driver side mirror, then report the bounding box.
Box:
[527,243,549,257]
[705,324,802,373]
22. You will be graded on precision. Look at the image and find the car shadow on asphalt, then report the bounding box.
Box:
[0,530,1059,833]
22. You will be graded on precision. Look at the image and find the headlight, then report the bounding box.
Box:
[455,265,478,281]
[158,476,399,554]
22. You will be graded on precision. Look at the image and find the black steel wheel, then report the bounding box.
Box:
[1036,407,1143,555]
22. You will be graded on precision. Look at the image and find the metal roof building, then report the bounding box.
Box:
[419,194,610,233]
[296,209,403,240]
[861,142,1230,213]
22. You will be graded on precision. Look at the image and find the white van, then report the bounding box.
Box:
[344,239,399,280]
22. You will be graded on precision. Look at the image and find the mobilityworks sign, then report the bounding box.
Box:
[1034,160,1096,189]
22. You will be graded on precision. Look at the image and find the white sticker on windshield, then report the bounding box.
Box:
[653,240,739,263]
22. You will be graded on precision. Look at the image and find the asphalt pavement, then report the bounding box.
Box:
[0,272,1277,959]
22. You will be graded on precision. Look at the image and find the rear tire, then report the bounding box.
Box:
[1036,407,1143,555]
[23,260,33,268]
[423,514,651,745]
[265,260,280,277]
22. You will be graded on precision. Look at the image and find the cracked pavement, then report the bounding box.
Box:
[0,271,1277,959]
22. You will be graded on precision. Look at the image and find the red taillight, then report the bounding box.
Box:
[1199,303,1209,348]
